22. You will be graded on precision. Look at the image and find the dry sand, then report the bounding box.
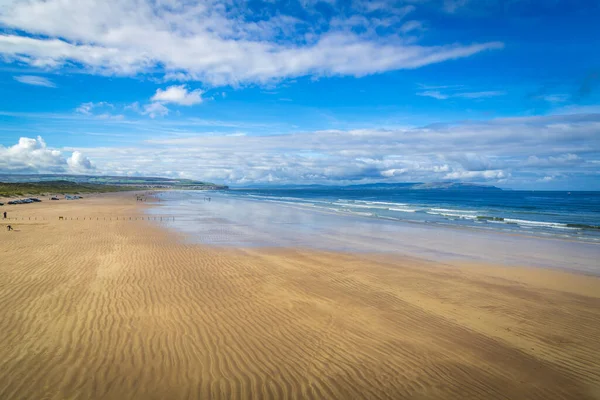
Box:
[1,193,599,400]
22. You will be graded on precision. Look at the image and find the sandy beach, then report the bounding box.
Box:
[1,193,600,400]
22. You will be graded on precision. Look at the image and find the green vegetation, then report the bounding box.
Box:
[0,181,142,197]
[0,174,228,190]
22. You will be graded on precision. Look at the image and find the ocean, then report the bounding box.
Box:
[227,187,600,243]
[147,187,600,273]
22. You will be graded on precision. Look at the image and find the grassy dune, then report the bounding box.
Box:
[0,181,140,197]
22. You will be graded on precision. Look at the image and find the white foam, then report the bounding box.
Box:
[357,200,409,206]
[426,211,478,219]
[334,209,372,217]
[332,202,390,210]
[503,218,578,230]
[430,208,477,215]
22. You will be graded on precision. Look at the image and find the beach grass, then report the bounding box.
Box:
[0,180,140,197]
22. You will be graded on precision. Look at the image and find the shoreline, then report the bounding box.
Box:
[217,190,600,245]
[237,195,600,247]
[146,191,600,275]
[3,190,600,274]
[1,193,600,399]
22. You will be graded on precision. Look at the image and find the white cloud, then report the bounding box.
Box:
[0,136,93,174]
[143,102,169,119]
[151,85,203,106]
[380,168,408,177]
[67,151,95,173]
[76,103,94,115]
[53,112,600,186]
[455,91,506,99]
[445,153,500,171]
[124,102,141,113]
[76,102,114,115]
[3,112,598,187]
[525,154,581,167]
[400,20,424,34]
[417,89,505,100]
[13,75,56,87]
[0,0,503,86]
[535,94,569,103]
[417,90,449,100]
[444,170,507,180]
[444,0,470,13]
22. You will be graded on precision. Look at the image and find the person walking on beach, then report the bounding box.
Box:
[3,211,6,219]
[6,225,12,231]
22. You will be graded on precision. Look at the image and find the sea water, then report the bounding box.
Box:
[147,188,600,274]
[229,187,600,243]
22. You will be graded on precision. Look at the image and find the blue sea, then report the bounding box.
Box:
[148,187,600,273]
[227,187,600,243]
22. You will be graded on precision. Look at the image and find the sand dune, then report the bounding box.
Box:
[1,193,599,399]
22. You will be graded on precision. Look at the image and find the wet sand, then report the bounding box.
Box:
[1,193,600,399]
[149,191,600,274]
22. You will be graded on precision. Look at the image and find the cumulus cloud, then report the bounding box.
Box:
[143,102,170,119]
[118,85,203,119]
[58,112,599,186]
[13,75,56,87]
[67,151,95,173]
[0,136,94,174]
[151,85,203,106]
[0,0,503,86]
[3,112,597,187]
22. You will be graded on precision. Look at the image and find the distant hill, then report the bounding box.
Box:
[0,174,229,190]
[343,183,418,190]
[410,182,502,191]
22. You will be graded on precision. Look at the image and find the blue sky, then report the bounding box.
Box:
[1,0,599,189]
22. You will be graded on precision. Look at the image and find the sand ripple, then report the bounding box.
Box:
[1,193,600,399]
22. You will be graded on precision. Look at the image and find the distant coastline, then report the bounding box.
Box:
[0,174,229,192]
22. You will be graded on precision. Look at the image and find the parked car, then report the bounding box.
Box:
[0,203,4,206]
[29,198,42,202]
[51,197,60,200]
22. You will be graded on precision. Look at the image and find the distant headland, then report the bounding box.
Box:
[0,174,229,195]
